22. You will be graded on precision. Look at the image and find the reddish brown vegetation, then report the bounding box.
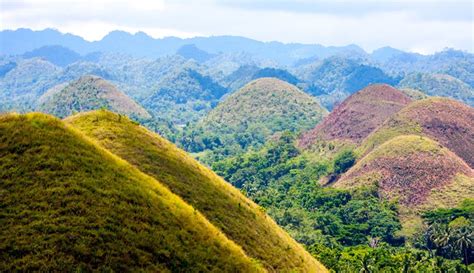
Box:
[397,98,474,168]
[339,150,472,207]
[299,84,411,148]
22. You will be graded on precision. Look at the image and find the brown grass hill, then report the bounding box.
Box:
[37,75,150,119]
[298,84,412,157]
[358,97,474,168]
[184,77,327,159]
[335,135,474,234]
[66,110,327,273]
[0,113,264,272]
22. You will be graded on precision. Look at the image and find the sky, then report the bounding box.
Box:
[1,0,473,54]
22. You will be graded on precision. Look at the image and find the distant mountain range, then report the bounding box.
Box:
[0,28,473,123]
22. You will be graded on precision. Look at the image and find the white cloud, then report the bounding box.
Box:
[1,0,472,53]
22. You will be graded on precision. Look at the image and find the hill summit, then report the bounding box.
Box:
[359,97,474,168]
[183,77,327,159]
[38,75,150,119]
[299,84,412,148]
[336,135,473,233]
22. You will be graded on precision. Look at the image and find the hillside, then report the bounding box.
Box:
[66,110,326,272]
[182,77,327,160]
[38,75,150,119]
[299,84,412,151]
[359,97,474,168]
[398,73,474,106]
[0,113,264,272]
[336,135,474,232]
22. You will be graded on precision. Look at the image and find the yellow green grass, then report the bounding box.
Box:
[66,109,327,273]
[0,112,263,272]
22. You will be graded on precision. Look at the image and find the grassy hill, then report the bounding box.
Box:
[38,75,150,119]
[336,135,474,234]
[299,84,412,157]
[0,113,264,272]
[182,77,327,162]
[359,97,474,168]
[66,110,327,272]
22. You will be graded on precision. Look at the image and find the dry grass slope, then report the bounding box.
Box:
[299,84,412,149]
[359,97,474,167]
[336,135,474,234]
[0,112,263,272]
[66,109,327,273]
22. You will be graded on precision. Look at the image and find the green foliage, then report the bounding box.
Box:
[309,243,469,273]
[214,135,401,247]
[415,200,474,266]
[333,149,356,175]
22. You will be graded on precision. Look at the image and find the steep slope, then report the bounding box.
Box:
[183,78,327,160]
[66,110,327,272]
[38,75,150,119]
[359,97,474,168]
[335,135,474,232]
[0,113,263,272]
[299,84,412,151]
[398,73,474,106]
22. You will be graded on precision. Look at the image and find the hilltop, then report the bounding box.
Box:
[359,97,474,168]
[336,135,473,232]
[66,110,326,272]
[38,75,150,119]
[299,84,412,153]
[182,77,327,160]
[0,113,264,272]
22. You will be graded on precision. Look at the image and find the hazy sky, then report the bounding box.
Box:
[1,0,473,53]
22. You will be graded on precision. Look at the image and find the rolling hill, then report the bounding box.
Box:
[0,113,264,272]
[299,84,412,155]
[359,97,474,168]
[38,75,150,119]
[66,110,326,272]
[335,135,474,233]
[183,77,327,160]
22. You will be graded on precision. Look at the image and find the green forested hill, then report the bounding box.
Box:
[0,113,264,272]
[38,75,150,119]
[398,73,474,106]
[66,110,326,272]
[181,77,327,163]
